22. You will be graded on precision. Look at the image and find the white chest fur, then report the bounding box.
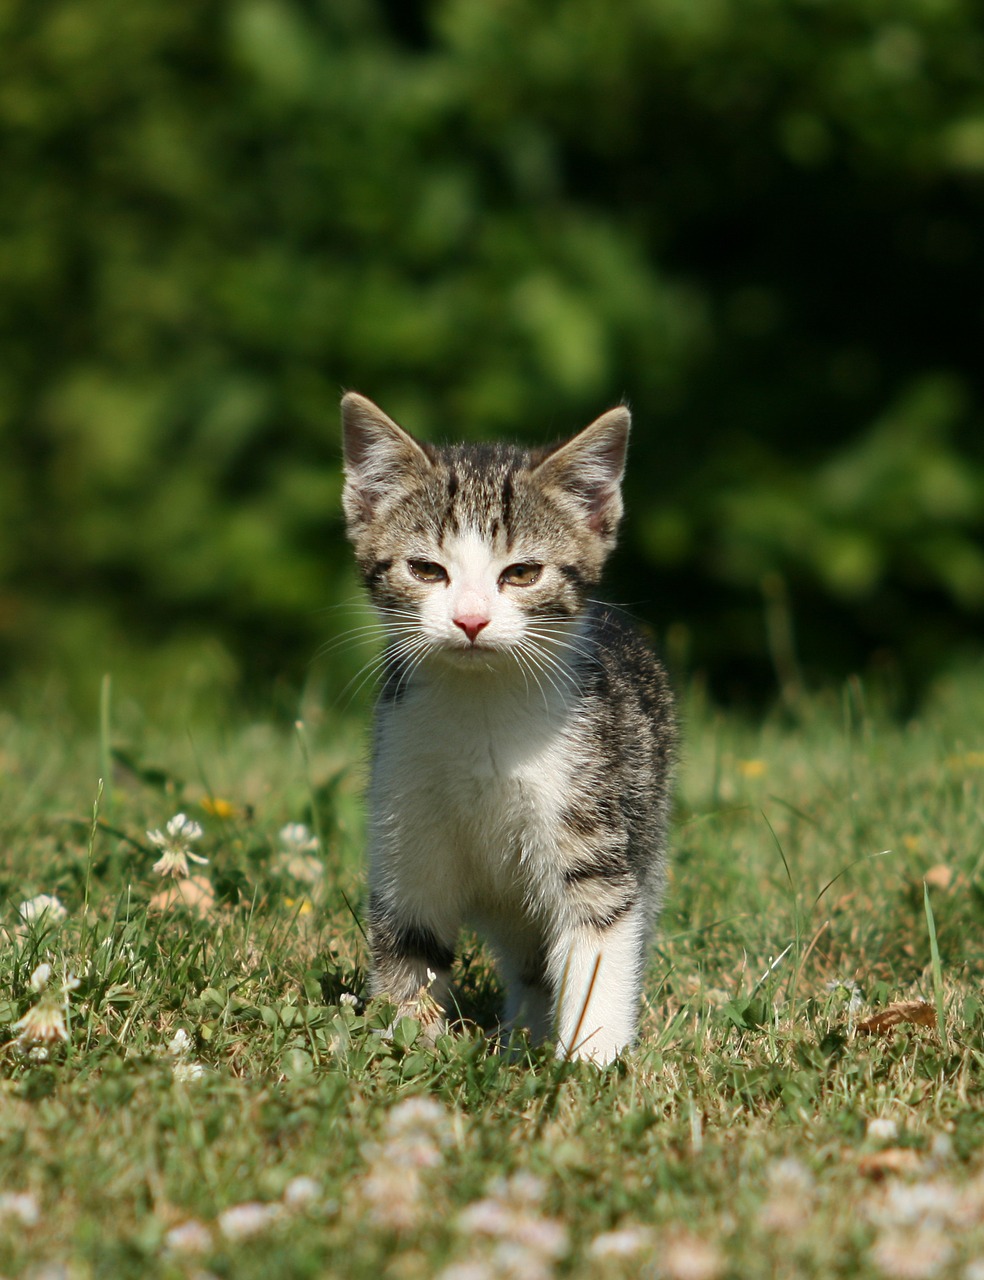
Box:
[369,669,577,923]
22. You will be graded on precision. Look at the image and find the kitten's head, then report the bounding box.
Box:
[340,392,629,669]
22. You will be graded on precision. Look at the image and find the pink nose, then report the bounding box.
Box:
[454,615,490,643]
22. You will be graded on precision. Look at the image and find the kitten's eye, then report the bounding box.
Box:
[499,563,542,587]
[407,559,448,584]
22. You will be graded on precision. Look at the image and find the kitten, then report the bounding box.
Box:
[340,392,675,1064]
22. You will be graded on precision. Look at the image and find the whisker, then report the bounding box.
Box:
[385,639,436,704]
[517,640,571,704]
[334,634,432,709]
[511,645,547,711]
[524,627,603,672]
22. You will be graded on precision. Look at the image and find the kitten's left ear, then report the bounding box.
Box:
[535,406,630,538]
[341,392,433,527]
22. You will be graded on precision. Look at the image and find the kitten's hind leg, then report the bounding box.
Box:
[549,906,648,1066]
[368,903,457,1044]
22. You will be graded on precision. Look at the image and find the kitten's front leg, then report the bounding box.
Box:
[549,906,648,1065]
[367,896,457,1043]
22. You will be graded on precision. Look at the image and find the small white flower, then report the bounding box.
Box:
[13,1005,68,1045]
[487,1172,546,1207]
[282,1176,322,1210]
[660,1232,726,1280]
[0,1191,41,1227]
[339,992,358,1008]
[18,895,67,925]
[274,852,324,885]
[12,976,77,1048]
[589,1226,656,1258]
[147,812,208,879]
[489,1241,553,1280]
[167,1028,194,1056]
[274,825,322,886]
[767,1156,815,1193]
[164,1219,212,1255]
[217,1201,283,1241]
[459,1199,517,1237]
[278,823,319,854]
[456,1174,567,1263]
[868,1117,900,1144]
[172,1060,207,1083]
[29,964,52,993]
[871,1229,954,1278]
[149,813,204,846]
[875,1181,963,1230]
[357,1164,424,1230]
[435,1264,495,1280]
[385,1096,449,1137]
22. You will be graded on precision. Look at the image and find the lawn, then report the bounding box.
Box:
[1,663,983,1279]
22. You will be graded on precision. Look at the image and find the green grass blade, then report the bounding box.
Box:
[99,672,113,818]
[923,879,947,1046]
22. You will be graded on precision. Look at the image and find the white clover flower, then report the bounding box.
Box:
[588,1226,656,1259]
[660,1232,726,1280]
[29,964,52,993]
[458,1199,517,1237]
[456,1173,567,1264]
[13,1001,69,1046]
[487,1172,546,1207]
[489,1241,553,1280]
[163,1219,212,1255]
[18,895,67,925]
[384,1096,449,1137]
[278,823,319,854]
[147,813,208,879]
[274,824,323,885]
[217,1201,283,1241]
[871,1229,954,1279]
[339,992,359,1008]
[148,812,204,846]
[167,1028,194,1056]
[868,1117,900,1144]
[282,1176,322,1210]
[357,1164,425,1230]
[435,1264,495,1280]
[766,1156,815,1195]
[172,1060,207,1083]
[874,1181,963,1230]
[13,972,79,1049]
[0,1191,41,1227]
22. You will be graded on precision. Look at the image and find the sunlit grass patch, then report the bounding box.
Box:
[1,668,983,1278]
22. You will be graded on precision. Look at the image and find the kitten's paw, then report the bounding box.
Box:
[408,986,447,1046]
[382,986,446,1047]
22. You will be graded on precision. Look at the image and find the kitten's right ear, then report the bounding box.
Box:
[341,392,432,526]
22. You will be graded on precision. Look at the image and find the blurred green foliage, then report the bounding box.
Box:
[2,0,983,704]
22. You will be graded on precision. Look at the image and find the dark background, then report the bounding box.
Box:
[2,0,983,710]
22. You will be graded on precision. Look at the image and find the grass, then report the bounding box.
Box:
[1,662,984,1279]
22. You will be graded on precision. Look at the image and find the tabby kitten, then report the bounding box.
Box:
[341,392,675,1064]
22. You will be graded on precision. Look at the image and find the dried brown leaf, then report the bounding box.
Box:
[858,1148,922,1178]
[857,999,937,1035]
